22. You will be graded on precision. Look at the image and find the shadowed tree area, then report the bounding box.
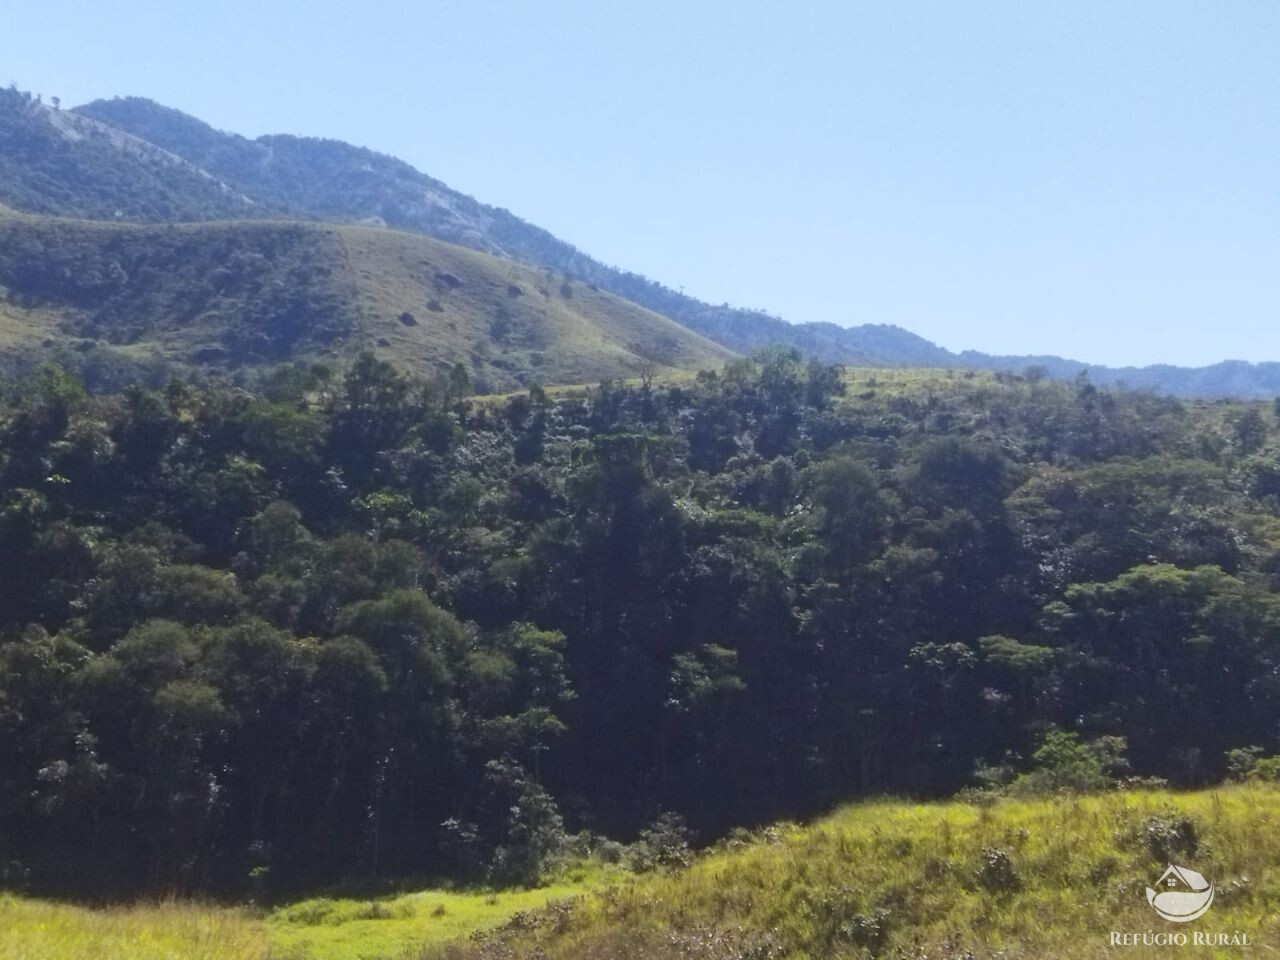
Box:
[2,352,1279,898]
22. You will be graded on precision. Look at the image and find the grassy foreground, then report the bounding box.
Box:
[453,786,1280,959]
[0,895,266,960]
[0,869,610,960]
[5,787,1280,959]
[264,867,613,960]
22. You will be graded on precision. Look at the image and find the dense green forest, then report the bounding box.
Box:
[2,353,1279,898]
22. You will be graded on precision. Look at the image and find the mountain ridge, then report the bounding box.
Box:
[76,95,875,368]
[0,89,262,221]
[0,86,1274,396]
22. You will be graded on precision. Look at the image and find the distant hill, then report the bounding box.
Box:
[0,206,732,391]
[1,87,1275,396]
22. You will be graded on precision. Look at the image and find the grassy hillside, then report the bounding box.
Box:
[4,787,1279,960]
[0,209,733,390]
[453,787,1280,960]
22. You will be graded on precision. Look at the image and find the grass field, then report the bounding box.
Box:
[263,864,617,960]
[0,867,614,960]
[6,787,1280,959]
[0,895,267,960]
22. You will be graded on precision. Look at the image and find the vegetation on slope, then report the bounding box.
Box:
[0,87,260,223]
[0,209,732,391]
[450,786,1280,960]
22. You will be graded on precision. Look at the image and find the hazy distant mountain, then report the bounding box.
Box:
[826,324,1280,398]
[1,87,1274,396]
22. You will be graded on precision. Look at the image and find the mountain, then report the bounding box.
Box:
[2,87,1276,396]
[73,95,836,363]
[0,205,732,391]
[0,88,262,222]
[813,323,1280,397]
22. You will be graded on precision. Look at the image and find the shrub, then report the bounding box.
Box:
[482,762,568,885]
[1138,814,1199,862]
[1248,757,1280,782]
[838,908,892,954]
[1221,747,1280,783]
[625,813,694,872]
[1009,729,1128,794]
[1225,746,1266,781]
[974,847,1020,893]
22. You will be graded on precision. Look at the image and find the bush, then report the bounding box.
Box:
[482,762,568,886]
[1225,746,1266,781]
[974,847,1020,893]
[1009,729,1128,794]
[1137,814,1199,862]
[1247,757,1280,781]
[814,887,893,955]
[839,908,892,953]
[1221,747,1280,782]
[625,813,694,872]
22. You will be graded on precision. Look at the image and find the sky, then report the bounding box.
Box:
[6,0,1278,367]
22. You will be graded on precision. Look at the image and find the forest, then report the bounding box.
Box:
[2,351,1279,898]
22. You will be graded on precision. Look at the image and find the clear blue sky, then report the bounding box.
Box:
[7,0,1278,366]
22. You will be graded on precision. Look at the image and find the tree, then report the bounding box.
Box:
[1235,406,1267,454]
[626,337,678,395]
[808,457,888,576]
[447,362,473,403]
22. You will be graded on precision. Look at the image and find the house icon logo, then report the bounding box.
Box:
[1146,864,1215,922]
